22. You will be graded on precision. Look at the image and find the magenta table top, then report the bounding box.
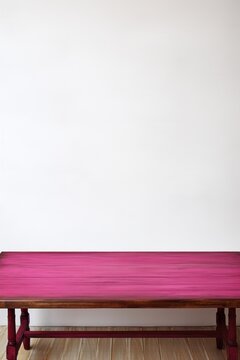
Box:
[0,251,240,308]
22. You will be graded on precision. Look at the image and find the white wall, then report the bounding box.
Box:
[0,0,240,326]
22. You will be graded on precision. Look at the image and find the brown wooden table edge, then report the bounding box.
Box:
[1,298,240,309]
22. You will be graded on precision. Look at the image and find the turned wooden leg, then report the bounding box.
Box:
[20,309,30,350]
[6,309,17,360]
[216,308,226,349]
[227,308,238,360]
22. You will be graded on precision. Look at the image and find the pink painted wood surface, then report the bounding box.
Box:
[0,252,240,301]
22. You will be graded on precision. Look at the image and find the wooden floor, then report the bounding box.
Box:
[0,326,240,360]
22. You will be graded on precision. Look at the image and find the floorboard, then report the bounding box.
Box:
[0,326,239,359]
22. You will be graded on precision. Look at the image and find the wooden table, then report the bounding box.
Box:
[0,251,239,360]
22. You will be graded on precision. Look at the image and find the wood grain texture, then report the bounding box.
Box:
[43,327,67,360]
[25,327,54,360]
[1,252,240,308]
[111,327,130,360]
[60,327,82,360]
[79,327,98,360]
[186,338,209,360]
[1,326,239,359]
[129,327,144,360]
[143,338,161,360]
[201,338,227,360]
[143,327,161,360]
[0,326,6,360]
[95,327,112,360]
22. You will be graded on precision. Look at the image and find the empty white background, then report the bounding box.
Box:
[0,0,240,325]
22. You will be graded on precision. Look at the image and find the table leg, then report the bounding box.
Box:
[227,308,238,360]
[6,309,17,360]
[216,308,226,349]
[20,309,30,350]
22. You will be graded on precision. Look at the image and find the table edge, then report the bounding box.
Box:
[1,298,240,309]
